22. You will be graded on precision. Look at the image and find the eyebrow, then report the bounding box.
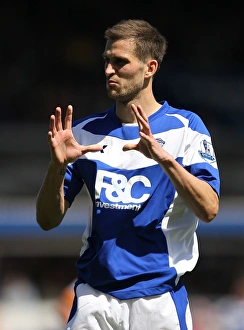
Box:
[102,52,130,61]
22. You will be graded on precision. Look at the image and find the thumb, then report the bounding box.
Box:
[83,144,103,154]
[122,143,138,152]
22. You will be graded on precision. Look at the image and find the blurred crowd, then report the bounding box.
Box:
[1,1,244,196]
[1,271,244,330]
[1,2,244,330]
[1,1,244,124]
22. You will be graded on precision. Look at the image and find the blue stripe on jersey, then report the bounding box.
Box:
[188,162,220,196]
[73,101,211,139]
[164,107,211,135]
[170,283,190,330]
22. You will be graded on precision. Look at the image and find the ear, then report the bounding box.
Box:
[145,60,158,77]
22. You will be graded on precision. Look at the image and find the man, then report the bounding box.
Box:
[36,19,220,330]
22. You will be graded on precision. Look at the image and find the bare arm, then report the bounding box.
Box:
[36,105,102,231]
[36,162,69,230]
[123,104,219,223]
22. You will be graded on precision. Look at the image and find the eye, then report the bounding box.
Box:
[114,58,127,66]
[103,56,129,69]
[103,57,109,66]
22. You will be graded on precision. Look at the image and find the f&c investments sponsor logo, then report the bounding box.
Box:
[95,169,152,211]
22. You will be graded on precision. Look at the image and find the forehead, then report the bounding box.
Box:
[103,39,137,59]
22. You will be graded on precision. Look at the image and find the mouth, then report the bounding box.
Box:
[107,79,118,86]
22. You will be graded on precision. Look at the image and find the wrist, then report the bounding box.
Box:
[48,161,68,176]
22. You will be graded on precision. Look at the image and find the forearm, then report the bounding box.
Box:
[125,104,219,222]
[160,156,219,223]
[36,162,69,230]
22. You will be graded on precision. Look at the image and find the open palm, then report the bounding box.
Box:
[48,105,102,165]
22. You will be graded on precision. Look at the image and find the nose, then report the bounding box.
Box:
[105,62,115,76]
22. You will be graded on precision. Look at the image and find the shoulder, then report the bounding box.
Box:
[165,102,207,131]
[72,109,110,128]
[72,105,120,138]
[165,102,200,119]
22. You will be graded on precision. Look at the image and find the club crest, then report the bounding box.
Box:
[198,139,216,163]
[156,138,165,147]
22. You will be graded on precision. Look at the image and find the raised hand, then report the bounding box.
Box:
[123,104,167,162]
[48,105,102,166]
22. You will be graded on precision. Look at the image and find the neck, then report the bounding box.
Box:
[115,94,162,124]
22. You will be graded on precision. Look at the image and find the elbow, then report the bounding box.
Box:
[36,212,58,231]
[37,222,53,231]
[36,202,68,231]
[36,219,53,231]
[197,188,220,223]
[199,200,219,224]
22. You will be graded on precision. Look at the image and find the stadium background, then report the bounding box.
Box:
[1,1,244,329]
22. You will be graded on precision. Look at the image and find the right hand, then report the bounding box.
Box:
[48,105,102,166]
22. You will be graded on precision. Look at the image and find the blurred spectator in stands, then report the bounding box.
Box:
[190,294,221,330]
[215,272,244,330]
[0,271,40,302]
[56,279,75,325]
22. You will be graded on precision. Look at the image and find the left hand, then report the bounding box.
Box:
[123,104,167,162]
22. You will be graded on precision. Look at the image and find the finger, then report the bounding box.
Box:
[49,115,56,137]
[47,130,53,144]
[135,106,150,130]
[139,131,150,140]
[131,104,148,127]
[82,144,103,154]
[137,105,149,123]
[136,105,152,135]
[64,105,73,130]
[131,104,141,120]
[122,143,138,152]
[55,107,62,131]
[131,104,144,131]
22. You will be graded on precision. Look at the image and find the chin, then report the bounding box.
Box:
[107,90,118,100]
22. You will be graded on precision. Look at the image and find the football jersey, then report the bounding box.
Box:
[64,101,220,299]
